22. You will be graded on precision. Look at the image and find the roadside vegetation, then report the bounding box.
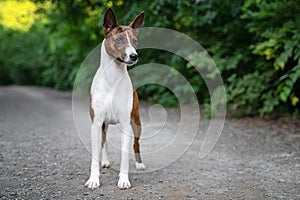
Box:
[0,0,299,117]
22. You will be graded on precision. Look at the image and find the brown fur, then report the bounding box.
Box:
[103,8,143,62]
[89,95,94,122]
[131,90,143,163]
[101,123,107,148]
[104,27,138,62]
[89,91,143,163]
[89,8,145,165]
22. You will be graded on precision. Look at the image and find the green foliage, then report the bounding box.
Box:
[241,0,300,115]
[0,0,102,89]
[0,0,299,117]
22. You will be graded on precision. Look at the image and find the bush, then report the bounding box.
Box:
[0,0,299,117]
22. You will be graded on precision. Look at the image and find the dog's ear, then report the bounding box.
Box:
[129,12,145,30]
[103,8,118,36]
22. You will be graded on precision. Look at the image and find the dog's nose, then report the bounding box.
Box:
[129,53,138,61]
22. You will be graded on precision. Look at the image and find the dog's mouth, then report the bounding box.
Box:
[116,57,137,66]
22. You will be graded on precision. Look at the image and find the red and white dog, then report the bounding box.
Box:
[85,9,145,190]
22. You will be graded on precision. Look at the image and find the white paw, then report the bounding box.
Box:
[118,173,131,189]
[85,173,100,190]
[101,160,111,168]
[135,162,146,170]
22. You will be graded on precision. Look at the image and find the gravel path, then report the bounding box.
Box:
[0,86,299,199]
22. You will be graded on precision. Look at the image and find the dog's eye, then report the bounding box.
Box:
[133,39,138,45]
[115,37,122,42]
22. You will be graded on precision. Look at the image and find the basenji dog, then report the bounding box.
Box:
[85,8,145,190]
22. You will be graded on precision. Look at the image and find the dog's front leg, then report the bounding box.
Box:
[85,121,101,189]
[118,121,132,189]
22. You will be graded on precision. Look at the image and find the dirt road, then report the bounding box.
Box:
[0,86,299,199]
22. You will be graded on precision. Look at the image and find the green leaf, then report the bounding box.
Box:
[280,92,288,102]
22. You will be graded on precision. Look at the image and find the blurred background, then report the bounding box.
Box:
[0,0,299,117]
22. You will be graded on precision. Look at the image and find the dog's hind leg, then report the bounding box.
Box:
[101,123,110,168]
[131,91,146,170]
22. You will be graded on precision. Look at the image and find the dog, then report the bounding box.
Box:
[85,8,145,190]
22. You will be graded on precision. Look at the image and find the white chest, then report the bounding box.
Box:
[90,43,133,125]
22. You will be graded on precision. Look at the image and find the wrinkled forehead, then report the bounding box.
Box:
[106,26,138,39]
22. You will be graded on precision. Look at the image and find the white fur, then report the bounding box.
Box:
[118,172,131,189]
[85,123,101,189]
[136,162,146,170]
[101,142,111,168]
[124,31,138,65]
[86,40,134,190]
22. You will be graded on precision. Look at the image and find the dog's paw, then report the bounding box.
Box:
[118,173,131,189]
[101,160,111,168]
[85,174,100,190]
[135,162,146,170]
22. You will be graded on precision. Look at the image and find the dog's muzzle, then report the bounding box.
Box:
[129,53,138,61]
[117,54,138,66]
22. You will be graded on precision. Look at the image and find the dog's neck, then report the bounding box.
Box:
[91,40,130,94]
[100,39,129,82]
[100,39,126,72]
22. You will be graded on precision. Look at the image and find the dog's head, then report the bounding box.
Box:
[102,8,144,66]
